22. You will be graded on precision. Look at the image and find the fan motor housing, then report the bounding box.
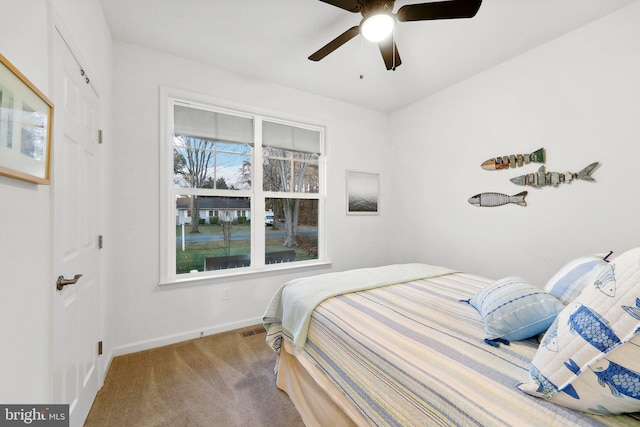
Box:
[357,0,396,15]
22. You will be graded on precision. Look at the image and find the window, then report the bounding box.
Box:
[161,93,325,283]
[263,121,320,265]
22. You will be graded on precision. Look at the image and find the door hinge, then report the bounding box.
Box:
[98,235,103,249]
[98,341,103,356]
[98,129,103,144]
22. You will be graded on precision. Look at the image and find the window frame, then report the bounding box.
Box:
[159,88,327,286]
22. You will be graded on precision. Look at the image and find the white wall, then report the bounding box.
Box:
[110,41,393,354]
[0,1,50,404]
[388,2,640,287]
[0,0,112,404]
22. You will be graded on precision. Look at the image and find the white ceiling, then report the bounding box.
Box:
[98,0,637,113]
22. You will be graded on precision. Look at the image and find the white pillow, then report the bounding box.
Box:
[519,247,640,414]
[544,253,610,305]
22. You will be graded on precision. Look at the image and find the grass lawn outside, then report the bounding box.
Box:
[175,224,317,274]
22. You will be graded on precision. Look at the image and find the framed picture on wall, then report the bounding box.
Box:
[346,170,379,215]
[0,53,53,185]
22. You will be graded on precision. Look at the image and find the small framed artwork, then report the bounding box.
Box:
[346,170,379,215]
[0,53,53,185]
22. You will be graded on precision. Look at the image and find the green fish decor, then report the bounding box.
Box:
[510,162,599,188]
[481,148,545,170]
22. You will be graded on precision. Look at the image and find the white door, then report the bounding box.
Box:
[51,29,101,427]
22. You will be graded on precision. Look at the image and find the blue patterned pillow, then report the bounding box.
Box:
[519,247,640,414]
[469,277,565,346]
[544,254,610,305]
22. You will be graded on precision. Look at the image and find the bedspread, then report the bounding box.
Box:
[263,263,456,350]
[278,272,640,426]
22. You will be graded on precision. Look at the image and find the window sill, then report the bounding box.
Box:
[158,260,333,288]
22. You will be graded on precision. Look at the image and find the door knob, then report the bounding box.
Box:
[56,274,83,291]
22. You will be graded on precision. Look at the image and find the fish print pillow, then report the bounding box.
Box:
[543,253,611,305]
[518,247,640,414]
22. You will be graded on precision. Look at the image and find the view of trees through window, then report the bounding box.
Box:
[265,198,318,263]
[171,103,322,275]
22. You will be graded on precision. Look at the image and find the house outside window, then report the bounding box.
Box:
[160,92,325,283]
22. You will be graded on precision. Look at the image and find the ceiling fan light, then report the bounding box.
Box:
[360,13,395,42]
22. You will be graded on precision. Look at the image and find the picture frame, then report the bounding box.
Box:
[346,170,379,215]
[0,53,53,185]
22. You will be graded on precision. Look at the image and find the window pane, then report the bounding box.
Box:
[176,195,251,273]
[173,105,253,190]
[265,198,318,264]
[173,137,252,189]
[263,147,319,193]
[262,121,320,193]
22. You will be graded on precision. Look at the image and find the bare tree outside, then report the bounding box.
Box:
[263,147,318,248]
[239,159,251,189]
[173,136,216,233]
[171,105,321,273]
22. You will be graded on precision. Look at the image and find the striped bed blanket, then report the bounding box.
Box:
[265,267,640,426]
[263,263,456,350]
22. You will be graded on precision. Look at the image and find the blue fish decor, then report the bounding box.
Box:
[622,298,640,321]
[567,303,621,353]
[528,365,579,400]
[591,359,640,400]
[593,264,617,297]
[510,162,599,188]
[588,405,618,416]
[565,358,582,376]
[541,318,560,352]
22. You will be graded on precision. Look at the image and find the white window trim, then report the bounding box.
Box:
[159,87,328,286]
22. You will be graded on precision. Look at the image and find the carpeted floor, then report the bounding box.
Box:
[84,326,304,426]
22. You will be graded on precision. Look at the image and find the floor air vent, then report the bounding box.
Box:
[241,328,266,338]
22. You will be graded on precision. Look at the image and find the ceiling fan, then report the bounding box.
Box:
[309,0,482,70]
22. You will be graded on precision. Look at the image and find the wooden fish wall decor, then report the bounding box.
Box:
[470,147,599,207]
[468,191,527,207]
[481,148,545,170]
[510,162,599,188]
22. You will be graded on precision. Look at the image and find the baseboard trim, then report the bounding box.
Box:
[100,350,113,381]
[112,317,263,357]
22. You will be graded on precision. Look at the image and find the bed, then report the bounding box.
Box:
[263,261,640,426]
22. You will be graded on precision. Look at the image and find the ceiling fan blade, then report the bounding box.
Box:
[317,0,361,13]
[378,38,402,70]
[309,26,360,62]
[396,0,482,22]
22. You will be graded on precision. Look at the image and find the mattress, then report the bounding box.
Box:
[267,271,640,426]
